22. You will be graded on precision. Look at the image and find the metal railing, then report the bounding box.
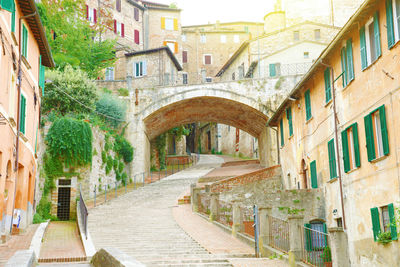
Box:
[218,200,233,227]
[300,225,330,267]
[86,153,200,208]
[198,193,211,216]
[268,215,290,253]
[79,186,88,240]
[241,206,255,237]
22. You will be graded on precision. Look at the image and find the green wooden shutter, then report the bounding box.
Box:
[373,11,382,58]
[280,118,284,147]
[269,64,276,77]
[370,207,381,241]
[340,47,347,88]
[388,203,398,240]
[304,223,312,251]
[305,89,311,120]
[22,25,28,58]
[11,0,15,33]
[352,123,361,168]
[359,27,368,70]
[286,108,293,137]
[323,223,328,245]
[19,95,26,134]
[364,114,376,161]
[1,0,14,12]
[310,160,317,189]
[328,139,337,179]
[379,105,389,156]
[346,39,354,81]
[341,130,350,173]
[324,68,331,102]
[386,0,395,48]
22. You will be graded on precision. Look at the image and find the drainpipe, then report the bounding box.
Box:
[11,11,37,234]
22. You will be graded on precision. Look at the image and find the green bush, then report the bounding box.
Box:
[95,94,126,128]
[118,161,124,173]
[121,172,128,185]
[33,213,46,224]
[114,135,134,163]
[113,158,118,170]
[101,150,107,164]
[118,88,129,97]
[106,155,113,174]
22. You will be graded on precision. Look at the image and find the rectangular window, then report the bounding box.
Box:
[234,35,240,43]
[280,118,284,147]
[134,61,146,78]
[286,107,293,137]
[200,34,206,43]
[364,105,389,161]
[116,0,121,12]
[134,30,140,44]
[293,31,299,41]
[360,13,381,69]
[324,68,331,103]
[205,77,212,83]
[19,94,26,135]
[314,29,321,40]
[328,139,337,179]
[341,123,361,173]
[165,18,174,30]
[232,72,235,81]
[310,160,317,189]
[204,54,212,65]
[220,35,227,43]
[182,51,187,63]
[386,0,400,48]
[87,6,97,23]
[182,73,188,84]
[304,89,312,121]
[269,64,276,77]
[371,204,398,241]
[134,8,139,21]
[114,21,124,37]
[303,52,309,59]
[22,24,28,59]
[105,67,114,81]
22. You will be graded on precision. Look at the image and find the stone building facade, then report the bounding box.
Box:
[0,0,54,234]
[268,0,400,265]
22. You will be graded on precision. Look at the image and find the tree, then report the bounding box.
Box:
[37,0,116,78]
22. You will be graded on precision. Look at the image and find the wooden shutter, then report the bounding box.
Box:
[86,5,89,19]
[379,105,389,155]
[370,207,381,241]
[163,41,167,46]
[286,108,293,136]
[328,139,337,179]
[114,20,117,34]
[310,160,317,189]
[182,51,187,63]
[11,1,15,33]
[134,62,138,77]
[121,23,124,37]
[1,0,14,12]
[22,25,28,58]
[174,42,178,54]
[341,129,350,173]
[323,223,328,244]
[94,8,97,23]
[174,18,178,31]
[388,203,398,240]
[134,8,139,21]
[364,114,376,161]
[359,27,367,70]
[205,55,211,65]
[269,64,276,77]
[19,95,26,134]
[340,47,347,88]
[373,11,382,58]
[280,119,284,147]
[305,89,311,120]
[346,39,354,81]
[386,0,395,48]
[304,224,312,251]
[324,68,331,102]
[352,123,361,168]
[134,30,139,44]
[161,17,165,29]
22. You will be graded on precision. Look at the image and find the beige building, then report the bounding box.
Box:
[268,0,400,265]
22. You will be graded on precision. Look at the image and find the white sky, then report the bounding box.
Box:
[153,0,276,26]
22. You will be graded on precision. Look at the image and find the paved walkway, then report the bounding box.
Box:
[0,224,38,267]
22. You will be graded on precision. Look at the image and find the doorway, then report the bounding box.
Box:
[57,187,71,221]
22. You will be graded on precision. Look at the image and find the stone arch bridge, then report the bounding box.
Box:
[117,78,300,175]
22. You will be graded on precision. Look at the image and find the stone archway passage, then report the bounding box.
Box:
[143,97,269,140]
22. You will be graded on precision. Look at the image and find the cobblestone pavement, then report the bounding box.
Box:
[88,155,288,266]
[0,224,38,267]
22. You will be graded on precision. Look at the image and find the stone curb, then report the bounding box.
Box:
[29,221,49,259]
[77,203,96,259]
[5,249,35,267]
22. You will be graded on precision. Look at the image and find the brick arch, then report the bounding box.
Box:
[143,96,269,140]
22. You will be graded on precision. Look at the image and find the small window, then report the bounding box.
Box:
[182,73,188,84]
[116,0,121,12]
[293,31,299,41]
[220,35,227,43]
[134,61,146,77]
[341,123,360,172]
[204,54,212,65]
[182,51,188,63]
[336,218,343,228]
[87,6,97,23]
[134,8,139,21]
[200,34,206,43]
[370,204,398,241]
[105,67,114,81]
[205,77,212,83]
[303,52,309,59]
[232,72,235,81]
[386,0,400,48]
[115,21,124,37]
[381,206,390,233]
[181,34,186,42]
[269,64,276,77]
[314,29,321,40]
[364,105,389,161]
[165,18,174,30]
[360,13,381,69]
[234,35,240,43]
[134,30,140,44]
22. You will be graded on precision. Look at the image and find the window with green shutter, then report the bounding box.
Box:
[346,39,354,82]
[304,89,312,121]
[341,123,360,173]
[269,64,276,77]
[286,107,293,137]
[388,203,398,240]
[310,160,317,188]
[280,118,284,147]
[360,12,382,69]
[370,207,381,241]
[328,139,337,179]
[22,24,28,58]
[364,105,389,161]
[19,94,26,135]
[386,0,396,48]
[324,68,331,103]
[39,56,45,95]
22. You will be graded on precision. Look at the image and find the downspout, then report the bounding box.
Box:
[11,11,37,234]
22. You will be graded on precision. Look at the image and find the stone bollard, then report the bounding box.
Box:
[328,227,350,267]
[258,207,272,256]
[190,185,201,212]
[209,193,220,222]
[232,202,243,237]
[288,215,304,267]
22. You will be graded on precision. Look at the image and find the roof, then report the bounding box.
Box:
[182,21,264,29]
[215,20,340,77]
[127,0,145,10]
[142,0,181,11]
[125,46,183,71]
[17,0,54,67]
[182,29,248,34]
[267,0,377,126]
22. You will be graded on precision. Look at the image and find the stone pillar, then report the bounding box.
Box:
[127,119,150,176]
[328,227,350,267]
[258,207,272,256]
[191,185,201,212]
[258,126,276,167]
[209,193,219,221]
[232,202,243,237]
[288,215,304,267]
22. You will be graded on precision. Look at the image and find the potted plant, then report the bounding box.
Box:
[320,246,332,267]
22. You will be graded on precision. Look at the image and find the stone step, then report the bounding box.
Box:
[147,263,232,267]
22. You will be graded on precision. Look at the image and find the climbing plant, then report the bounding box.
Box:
[156,133,167,170]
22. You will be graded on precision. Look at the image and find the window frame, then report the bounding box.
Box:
[182,73,188,84]
[203,54,212,65]
[371,204,398,241]
[134,61,146,78]
[341,123,361,173]
[105,67,115,81]
[364,105,389,162]
[360,12,381,69]
[386,0,400,48]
